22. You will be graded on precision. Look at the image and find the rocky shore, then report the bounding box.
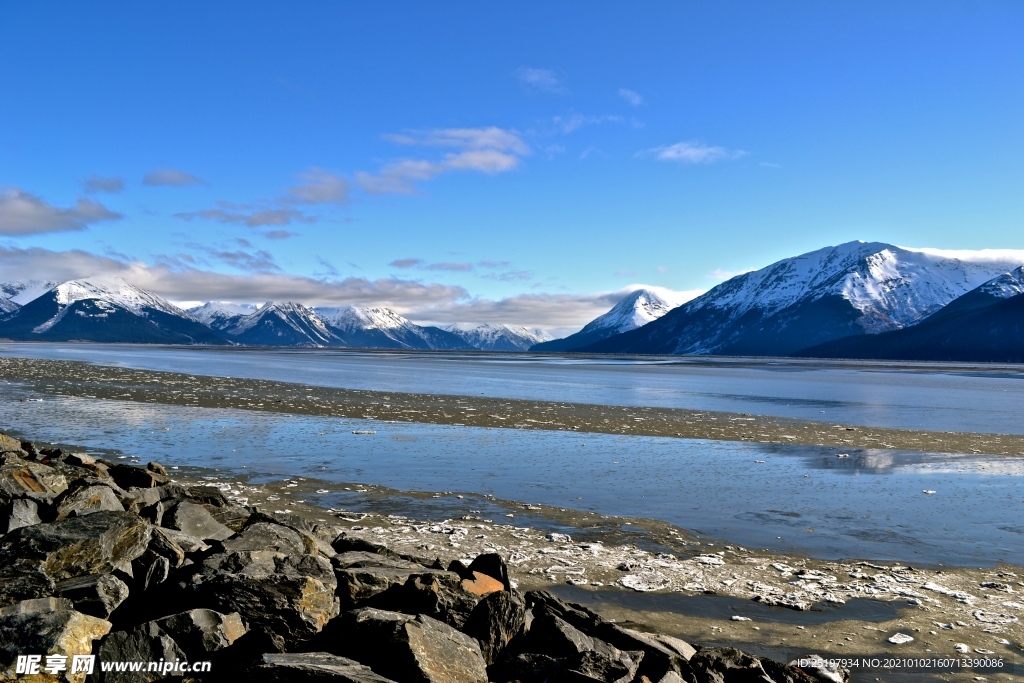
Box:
[0,429,862,683]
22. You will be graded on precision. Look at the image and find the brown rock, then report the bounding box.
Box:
[0,598,111,683]
[460,571,505,596]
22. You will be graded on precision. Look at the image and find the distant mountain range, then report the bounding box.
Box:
[4,241,1024,362]
[548,241,1024,361]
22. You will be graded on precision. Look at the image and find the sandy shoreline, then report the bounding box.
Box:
[2,356,1023,456]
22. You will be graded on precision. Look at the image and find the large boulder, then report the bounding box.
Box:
[251,652,398,682]
[0,496,43,533]
[154,608,246,660]
[163,501,234,542]
[332,608,488,683]
[0,598,111,683]
[55,485,124,518]
[96,620,186,683]
[55,574,129,619]
[0,459,68,497]
[185,549,339,645]
[689,648,818,683]
[0,512,150,606]
[461,590,525,665]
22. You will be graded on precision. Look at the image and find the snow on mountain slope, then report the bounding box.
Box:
[188,301,261,330]
[446,323,552,351]
[531,288,682,352]
[225,302,337,346]
[587,242,1024,356]
[0,277,226,344]
[0,280,58,307]
[580,289,682,335]
[314,305,473,350]
[975,265,1024,299]
[315,305,410,332]
[34,277,192,333]
[688,242,1024,333]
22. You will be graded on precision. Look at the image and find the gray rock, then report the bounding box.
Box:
[0,511,151,582]
[108,463,168,490]
[148,526,187,567]
[0,598,111,682]
[157,526,210,554]
[690,647,818,683]
[97,620,186,683]
[335,567,457,607]
[0,496,42,533]
[462,590,525,665]
[55,573,130,618]
[221,521,304,555]
[333,551,423,570]
[56,484,125,518]
[252,652,398,682]
[335,608,488,683]
[154,608,246,659]
[0,459,68,497]
[209,503,250,532]
[187,549,339,645]
[142,554,171,591]
[0,432,27,456]
[596,624,697,681]
[164,501,234,542]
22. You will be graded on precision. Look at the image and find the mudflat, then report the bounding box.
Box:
[2,356,1023,456]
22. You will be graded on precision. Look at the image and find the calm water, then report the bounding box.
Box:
[2,382,1022,567]
[2,343,1024,434]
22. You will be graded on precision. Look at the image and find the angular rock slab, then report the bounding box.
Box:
[462,590,525,665]
[188,550,339,644]
[55,574,130,619]
[337,609,488,683]
[97,620,186,683]
[251,652,399,682]
[690,647,817,683]
[154,608,246,659]
[164,501,233,542]
[55,485,124,518]
[0,460,68,497]
[0,598,111,683]
[0,509,145,606]
[0,511,151,582]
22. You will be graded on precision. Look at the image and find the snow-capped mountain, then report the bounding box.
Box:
[446,323,552,351]
[223,301,338,347]
[586,242,1024,356]
[0,280,58,313]
[0,277,227,344]
[187,301,261,330]
[314,305,473,350]
[802,265,1024,362]
[531,288,681,352]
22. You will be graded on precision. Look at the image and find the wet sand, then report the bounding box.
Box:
[2,356,1023,456]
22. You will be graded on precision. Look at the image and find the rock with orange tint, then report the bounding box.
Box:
[461,571,505,596]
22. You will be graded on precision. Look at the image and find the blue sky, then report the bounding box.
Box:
[1,2,1022,331]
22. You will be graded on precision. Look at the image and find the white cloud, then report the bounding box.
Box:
[553,113,623,134]
[618,88,644,106]
[516,67,567,94]
[646,141,745,164]
[357,127,529,195]
[143,168,206,187]
[0,246,703,335]
[0,245,469,310]
[285,167,350,205]
[174,207,314,228]
[0,187,122,236]
[709,268,753,281]
[82,175,125,193]
[897,246,1024,263]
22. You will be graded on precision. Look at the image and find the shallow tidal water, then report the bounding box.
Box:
[3,342,1024,434]
[2,382,1022,567]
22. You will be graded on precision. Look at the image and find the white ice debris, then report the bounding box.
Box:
[888,633,914,644]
